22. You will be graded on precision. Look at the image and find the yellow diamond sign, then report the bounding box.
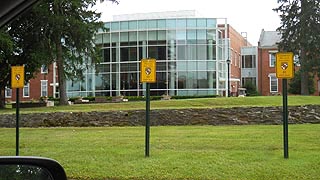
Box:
[276,52,294,79]
[11,66,25,88]
[140,59,156,83]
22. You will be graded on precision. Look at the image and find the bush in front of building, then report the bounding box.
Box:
[243,82,259,96]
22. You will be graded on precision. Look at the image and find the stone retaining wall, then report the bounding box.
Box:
[0,105,319,128]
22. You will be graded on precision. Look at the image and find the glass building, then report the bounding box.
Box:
[67,11,230,97]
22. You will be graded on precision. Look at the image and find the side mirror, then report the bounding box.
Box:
[0,156,67,180]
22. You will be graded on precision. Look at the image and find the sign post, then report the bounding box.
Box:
[276,52,294,159]
[140,58,156,157]
[11,66,25,156]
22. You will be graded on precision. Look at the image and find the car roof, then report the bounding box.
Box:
[0,0,38,27]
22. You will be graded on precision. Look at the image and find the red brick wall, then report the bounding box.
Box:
[228,25,251,96]
[7,64,55,102]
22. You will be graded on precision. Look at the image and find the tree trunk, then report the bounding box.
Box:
[0,86,5,108]
[300,0,309,95]
[300,48,309,95]
[56,40,68,105]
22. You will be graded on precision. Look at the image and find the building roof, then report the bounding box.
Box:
[113,10,199,21]
[258,29,281,48]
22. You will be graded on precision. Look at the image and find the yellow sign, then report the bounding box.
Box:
[140,59,156,83]
[11,66,25,88]
[276,52,294,79]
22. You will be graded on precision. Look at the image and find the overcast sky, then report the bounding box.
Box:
[95,0,281,46]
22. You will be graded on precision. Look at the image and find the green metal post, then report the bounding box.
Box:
[282,79,289,159]
[145,83,150,157]
[16,88,20,156]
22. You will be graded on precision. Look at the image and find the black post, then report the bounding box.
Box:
[226,59,231,97]
[145,83,150,157]
[16,88,20,156]
[282,79,289,159]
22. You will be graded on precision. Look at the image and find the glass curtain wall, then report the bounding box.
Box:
[69,18,225,97]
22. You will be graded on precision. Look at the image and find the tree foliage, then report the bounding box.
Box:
[274,0,320,95]
[288,70,315,94]
[0,26,43,108]
[4,0,119,105]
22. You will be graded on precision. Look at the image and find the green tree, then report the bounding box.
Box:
[0,30,13,108]
[274,0,320,95]
[7,0,118,105]
[288,70,315,94]
[0,27,41,108]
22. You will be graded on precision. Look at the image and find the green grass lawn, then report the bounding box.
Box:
[1,96,320,114]
[1,125,319,179]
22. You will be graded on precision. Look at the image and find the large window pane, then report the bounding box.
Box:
[120,32,128,43]
[120,47,129,61]
[177,45,186,60]
[187,45,197,60]
[176,30,186,44]
[207,30,216,41]
[120,21,128,30]
[197,61,207,71]
[157,30,166,41]
[187,61,197,71]
[167,30,176,40]
[187,19,197,28]
[166,19,176,28]
[158,46,166,60]
[197,30,206,44]
[198,72,208,88]
[158,20,166,29]
[111,48,117,62]
[111,22,119,31]
[129,32,137,45]
[207,61,216,71]
[178,72,187,89]
[148,20,157,29]
[197,45,207,60]
[156,62,166,71]
[103,48,110,62]
[129,47,138,61]
[103,33,110,45]
[177,19,186,28]
[138,20,148,29]
[177,61,187,71]
[187,72,197,88]
[129,21,137,30]
[197,18,207,27]
[138,31,147,41]
[128,63,137,71]
[187,30,197,44]
[111,33,119,42]
[148,31,157,41]
[207,19,216,27]
[95,74,110,90]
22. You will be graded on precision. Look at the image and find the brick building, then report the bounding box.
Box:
[5,63,58,102]
[257,29,319,96]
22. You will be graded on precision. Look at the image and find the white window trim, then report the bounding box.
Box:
[41,80,48,97]
[269,53,276,67]
[269,74,278,92]
[23,83,30,97]
[41,65,48,74]
[5,87,12,98]
[269,50,277,68]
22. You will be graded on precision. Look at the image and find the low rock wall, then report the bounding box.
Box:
[0,105,319,128]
